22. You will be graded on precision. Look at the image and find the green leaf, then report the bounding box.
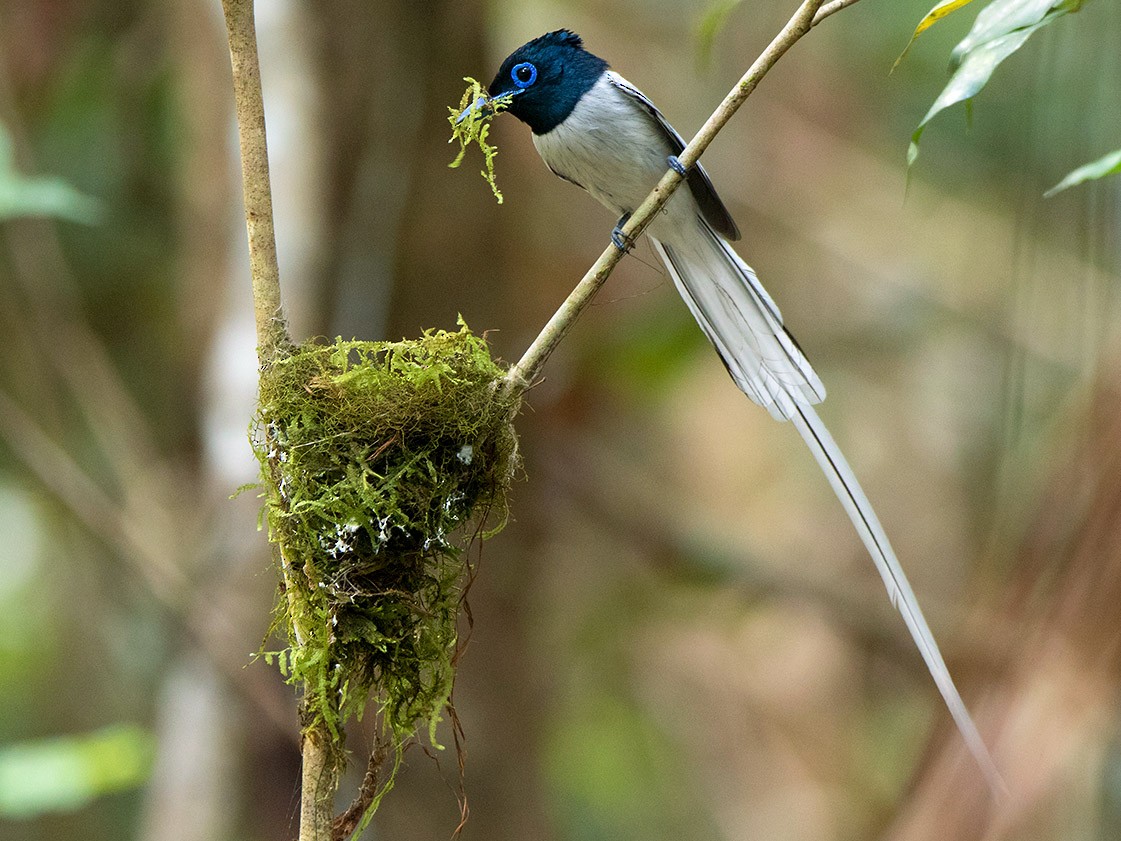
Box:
[893,0,980,72]
[951,0,1061,63]
[908,17,1049,167]
[1044,147,1121,197]
[0,725,154,818]
[0,125,102,224]
[906,0,1090,168]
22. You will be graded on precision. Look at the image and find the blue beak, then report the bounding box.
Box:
[456,95,489,125]
[455,90,520,125]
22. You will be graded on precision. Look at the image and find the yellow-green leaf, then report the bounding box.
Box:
[904,0,1089,170]
[893,0,979,72]
[917,0,980,34]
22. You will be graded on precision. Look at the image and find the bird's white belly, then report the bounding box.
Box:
[532,76,683,222]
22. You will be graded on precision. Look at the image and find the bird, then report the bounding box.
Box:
[467,28,1002,789]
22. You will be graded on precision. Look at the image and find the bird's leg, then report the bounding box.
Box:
[611,212,633,252]
[667,155,689,176]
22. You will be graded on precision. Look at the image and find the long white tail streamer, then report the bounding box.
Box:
[650,220,1004,792]
[791,402,1004,793]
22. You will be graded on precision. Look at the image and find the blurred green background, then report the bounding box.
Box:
[1,0,1120,839]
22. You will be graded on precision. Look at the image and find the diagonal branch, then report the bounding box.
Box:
[504,0,863,392]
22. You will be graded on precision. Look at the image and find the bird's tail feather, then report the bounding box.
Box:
[650,223,824,421]
[651,217,1003,792]
[792,403,1004,793]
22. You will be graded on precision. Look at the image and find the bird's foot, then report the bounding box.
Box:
[667,155,689,176]
[611,213,633,252]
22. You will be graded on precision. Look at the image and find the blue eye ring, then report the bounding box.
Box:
[511,62,537,89]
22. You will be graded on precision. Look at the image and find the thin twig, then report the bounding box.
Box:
[503,0,860,392]
[813,0,863,24]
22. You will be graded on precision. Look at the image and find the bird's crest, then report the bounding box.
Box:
[537,29,584,51]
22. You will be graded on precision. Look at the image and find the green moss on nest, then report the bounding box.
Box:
[253,320,519,771]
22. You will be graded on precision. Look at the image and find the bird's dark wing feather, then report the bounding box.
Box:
[607,73,741,241]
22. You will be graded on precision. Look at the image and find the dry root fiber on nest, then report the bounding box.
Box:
[252,320,519,772]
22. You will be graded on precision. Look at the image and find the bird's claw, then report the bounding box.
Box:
[667,155,689,176]
[611,213,633,252]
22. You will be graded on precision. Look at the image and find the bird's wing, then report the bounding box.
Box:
[606,71,741,241]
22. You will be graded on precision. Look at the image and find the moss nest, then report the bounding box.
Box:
[253,321,519,766]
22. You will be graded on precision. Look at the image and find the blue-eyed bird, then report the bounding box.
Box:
[466,29,1001,789]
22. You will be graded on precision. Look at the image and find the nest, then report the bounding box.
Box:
[253,321,519,765]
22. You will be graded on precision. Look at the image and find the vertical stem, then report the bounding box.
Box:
[299,727,337,841]
[220,3,331,840]
[220,0,290,361]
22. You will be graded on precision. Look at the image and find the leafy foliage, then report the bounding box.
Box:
[903,0,1088,168]
[253,322,520,776]
[447,77,514,204]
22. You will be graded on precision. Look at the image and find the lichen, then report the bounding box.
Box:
[447,77,513,203]
[252,320,519,780]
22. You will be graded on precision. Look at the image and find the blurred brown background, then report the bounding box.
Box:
[1,1,1120,839]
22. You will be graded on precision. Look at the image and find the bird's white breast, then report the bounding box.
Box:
[532,74,681,222]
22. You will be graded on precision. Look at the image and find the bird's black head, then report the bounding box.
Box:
[488,30,608,135]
